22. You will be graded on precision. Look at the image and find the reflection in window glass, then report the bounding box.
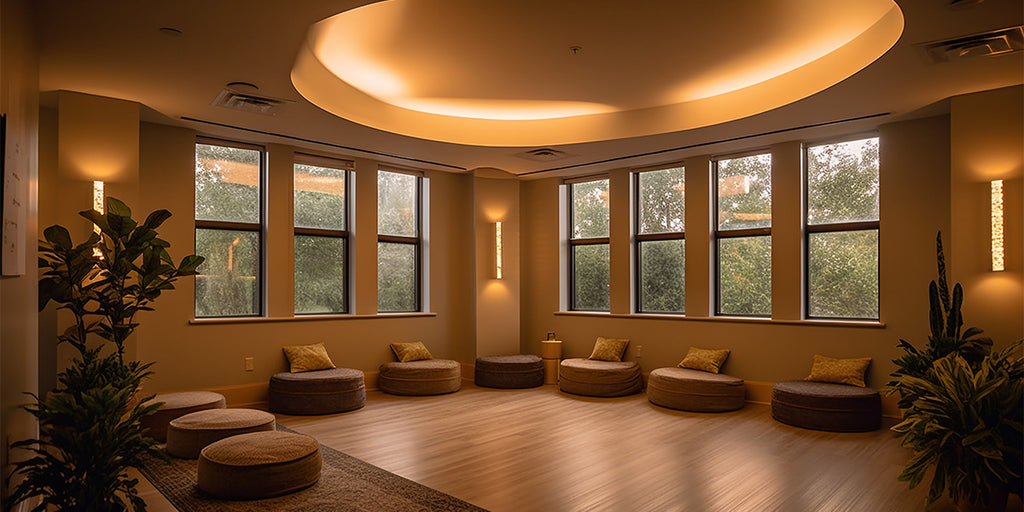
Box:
[294,164,346,230]
[639,239,685,313]
[378,171,418,237]
[807,138,879,225]
[295,235,346,314]
[718,236,771,316]
[808,230,878,319]
[195,229,259,317]
[195,143,260,224]
[378,242,417,312]
[717,154,771,231]
[572,244,610,311]
[572,179,610,239]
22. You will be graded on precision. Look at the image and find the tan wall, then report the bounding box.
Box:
[950,86,1024,349]
[473,169,520,357]
[520,115,958,400]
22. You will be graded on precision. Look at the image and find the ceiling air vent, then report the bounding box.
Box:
[515,148,570,162]
[920,26,1024,63]
[211,89,286,115]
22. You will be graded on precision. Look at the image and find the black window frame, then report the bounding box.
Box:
[567,176,611,312]
[634,166,686,314]
[377,168,423,313]
[293,154,353,315]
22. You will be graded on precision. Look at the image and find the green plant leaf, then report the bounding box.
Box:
[42,225,72,250]
[142,209,172,230]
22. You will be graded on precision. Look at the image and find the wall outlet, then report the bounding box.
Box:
[244,356,254,371]
[636,345,643,357]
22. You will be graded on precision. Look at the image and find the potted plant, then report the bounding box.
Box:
[888,232,1022,511]
[7,197,202,512]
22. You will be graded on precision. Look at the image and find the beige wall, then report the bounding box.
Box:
[950,86,1024,349]
[473,169,520,357]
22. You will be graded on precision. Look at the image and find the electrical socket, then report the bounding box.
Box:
[636,344,643,357]
[244,356,254,371]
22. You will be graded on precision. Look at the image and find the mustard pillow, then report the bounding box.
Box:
[804,354,871,387]
[678,347,731,374]
[282,342,336,373]
[588,337,630,362]
[390,341,434,362]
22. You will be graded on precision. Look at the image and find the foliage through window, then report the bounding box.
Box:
[378,170,421,312]
[194,140,263,317]
[636,166,685,313]
[806,137,879,319]
[569,178,610,311]
[294,156,351,314]
[715,153,772,316]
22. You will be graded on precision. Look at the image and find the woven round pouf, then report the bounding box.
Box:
[269,368,366,415]
[140,391,226,442]
[771,380,881,432]
[647,367,745,412]
[166,408,276,458]
[475,354,544,389]
[198,431,321,500]
[378,359,461,396]
[558,358,643,397]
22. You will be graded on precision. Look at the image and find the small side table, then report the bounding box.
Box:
[541,340,562,385]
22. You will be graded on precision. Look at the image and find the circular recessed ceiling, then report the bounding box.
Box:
[292,0,903,147]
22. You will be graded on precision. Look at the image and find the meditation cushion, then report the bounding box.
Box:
[474,354,544,389]
[166,408,276,458]
[140,391,226,442]
[771,380,881,432]
[559,358,643,397]
[378,359,462,396]
[647,367,746,412]
[198,431,321,500]
[269,368,366,415]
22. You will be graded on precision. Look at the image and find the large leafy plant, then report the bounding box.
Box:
[8,197,202,512]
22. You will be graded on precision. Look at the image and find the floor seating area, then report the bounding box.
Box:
[474,354,544,389]
[197,430,322,500]
[268,368,367,415]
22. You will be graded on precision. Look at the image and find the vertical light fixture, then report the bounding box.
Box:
[991,179,1004,271]
[92,181,105,259]
[495,221,503,279]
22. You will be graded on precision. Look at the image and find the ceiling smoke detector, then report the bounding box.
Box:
[515,148,571,162]
[920,26,1024,63]
[211,88,286,115]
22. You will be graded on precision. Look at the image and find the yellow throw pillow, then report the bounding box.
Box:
[805,354,871,387]
[588,337,630,362]
[282,342,336,373]
[390,341,434,363]
[678,347,731,374]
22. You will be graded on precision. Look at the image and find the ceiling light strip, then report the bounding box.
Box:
[181,117,467,171]
[520,112,890,176]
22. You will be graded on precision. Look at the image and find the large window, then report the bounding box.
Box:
[806,137,880,319]
[294,155,352,314]
[194,140,263,317]
[635,166,686,314]
[568,178,610,311]
[715,153,772,317]
[377,169,421,312]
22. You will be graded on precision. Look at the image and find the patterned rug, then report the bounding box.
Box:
[138,425,488,512]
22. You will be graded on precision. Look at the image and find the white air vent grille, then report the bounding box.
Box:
[515,148,570,162]
[211,89,285,115]
[920,26,1024,63]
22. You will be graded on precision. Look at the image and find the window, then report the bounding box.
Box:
[294,155,352,314]
[635,166,686,314]
[568,178,610,311]
[194,140,264,317]
[377,169,421,312]
[714,153,772,317]
[805,137,880,319]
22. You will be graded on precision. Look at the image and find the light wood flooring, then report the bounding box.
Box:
[136,383,1015,512]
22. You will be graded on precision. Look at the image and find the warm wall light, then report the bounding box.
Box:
[92,181,105,259]
[991,180,1004,271]
[495,221,503,279]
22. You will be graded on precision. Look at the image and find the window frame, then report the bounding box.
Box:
[567,175,611,312]
[633,165,686,315]
[293,153,354,315]
[377,167,423,313]
[803,135,880,321]
[194,137,266,318]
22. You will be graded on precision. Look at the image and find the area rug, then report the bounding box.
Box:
[138,425,488,512]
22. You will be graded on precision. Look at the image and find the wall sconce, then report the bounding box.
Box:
[92,181,104,259]
[495,221,503,279]
[991,179,1004,272]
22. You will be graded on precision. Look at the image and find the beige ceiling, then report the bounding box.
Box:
[34,0,1024,177]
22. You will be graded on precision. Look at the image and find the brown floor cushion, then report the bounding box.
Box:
[559,358,643,397]
[198,431,321,500]
[269,368,366,415]
[771,380,882,432]
[647,367,746,412]
[140,391,226,442]
[378,359,462,396]
[166,408,276,458]
[475,354,544,389]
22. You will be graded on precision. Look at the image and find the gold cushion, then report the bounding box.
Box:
[678,347,731,374]
[390,341,434,362]
[588,337,629,362]
[282,342,336,373]
[804,354,871,387]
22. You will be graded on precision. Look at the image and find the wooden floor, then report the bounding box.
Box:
[136,383,1005,512]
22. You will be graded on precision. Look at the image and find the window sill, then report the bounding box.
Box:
[554,311,884,328]
[190,312,438,325]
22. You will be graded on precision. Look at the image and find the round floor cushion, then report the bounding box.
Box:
[647,367,746,412]
[771,380,882,432]
[198,431,322,500]
[166,408,276,458]
[559,358,643,397]
[475,354,544,389]
[269,368,366,415]
[378,359,462,396]
[140,391,226,442]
